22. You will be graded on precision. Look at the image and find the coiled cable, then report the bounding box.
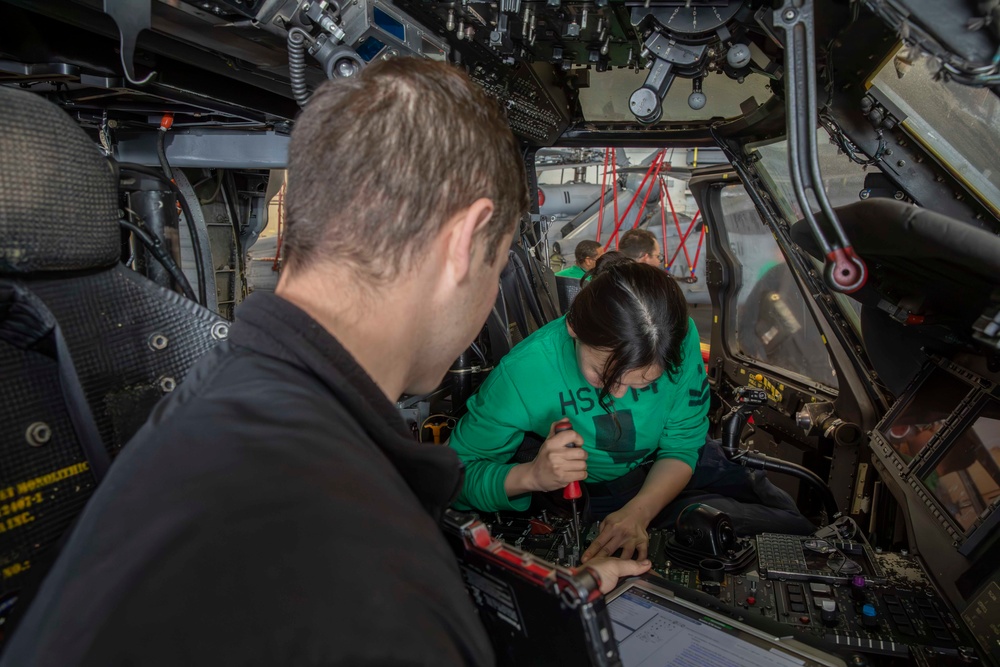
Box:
[288,28,313,107]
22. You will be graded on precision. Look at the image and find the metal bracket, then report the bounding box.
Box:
[773,0,866,293]
[103,0,155,85]
[629,32,706,123]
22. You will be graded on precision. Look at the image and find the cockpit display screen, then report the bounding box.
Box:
[922,398,1000,532]
[882,367,972,463]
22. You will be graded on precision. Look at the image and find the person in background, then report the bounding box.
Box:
[556,239,604,281]
[619,228,663,267]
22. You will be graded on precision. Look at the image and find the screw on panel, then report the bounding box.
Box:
[148,333,169,350]
[25,422,51,447]
[783,9,797,21]
[211,322,230,340]
[159,376,177,393]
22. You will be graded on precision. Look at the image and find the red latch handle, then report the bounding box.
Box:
[824,247,867,294]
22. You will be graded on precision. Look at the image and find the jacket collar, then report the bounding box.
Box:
[227,292,463,519]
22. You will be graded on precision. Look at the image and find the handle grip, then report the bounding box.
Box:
[555,421,582,500]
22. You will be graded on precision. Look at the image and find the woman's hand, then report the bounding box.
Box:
[581,509,649,563]
[504,420,586,496]
[581,458,693,562]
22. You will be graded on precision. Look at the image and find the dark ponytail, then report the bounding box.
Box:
[568,254,689,410]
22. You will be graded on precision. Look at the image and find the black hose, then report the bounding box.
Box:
[738,452,841,521]
[117,162,208,306]
[119,219,197,302]
[288,28,311,107]
[156,130,173,181]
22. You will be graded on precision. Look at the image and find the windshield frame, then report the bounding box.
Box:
[717,138,892,417]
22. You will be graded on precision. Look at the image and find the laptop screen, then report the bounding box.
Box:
[606,580,844,667]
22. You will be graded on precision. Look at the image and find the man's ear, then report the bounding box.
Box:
[446,198,495,284]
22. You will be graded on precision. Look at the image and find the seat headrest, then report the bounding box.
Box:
[0,86,120,274]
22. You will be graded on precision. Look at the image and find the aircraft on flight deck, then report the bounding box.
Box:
[0,1,998,664]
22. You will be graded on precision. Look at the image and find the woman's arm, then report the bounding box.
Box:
[449,365,533,511]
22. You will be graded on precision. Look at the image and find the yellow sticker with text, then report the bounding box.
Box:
[748,374,783,403]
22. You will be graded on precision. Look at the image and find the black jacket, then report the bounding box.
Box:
[2,292,494,666]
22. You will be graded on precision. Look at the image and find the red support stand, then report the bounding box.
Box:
[596,147,610,243]
[603,150,665,252]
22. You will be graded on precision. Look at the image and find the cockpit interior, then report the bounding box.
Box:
[0,0,999,665]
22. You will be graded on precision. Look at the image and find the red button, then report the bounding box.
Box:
[746,597,756,606]
[800,616,811,624]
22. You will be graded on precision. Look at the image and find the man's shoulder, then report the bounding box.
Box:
[554,266,584,278]
[156,340,334,420]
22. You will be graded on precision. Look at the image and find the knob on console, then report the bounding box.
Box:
[698,558,726,583]
[861,603,878,629]
[698,558,725,596]
[851,575,867,603]
[821,599,839,626]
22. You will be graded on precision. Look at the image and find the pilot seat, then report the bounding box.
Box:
[0,86,227,632]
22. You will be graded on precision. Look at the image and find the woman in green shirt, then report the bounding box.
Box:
[449,254,709,564]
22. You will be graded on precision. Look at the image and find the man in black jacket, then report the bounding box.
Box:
[2,59,648,666]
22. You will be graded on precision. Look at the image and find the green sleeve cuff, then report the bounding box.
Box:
[454,462,534,512]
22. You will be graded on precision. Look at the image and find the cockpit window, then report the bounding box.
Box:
[751,130,878,223]
[750,132,869,340]
[717,184,838,389]
[871,48,1000,218]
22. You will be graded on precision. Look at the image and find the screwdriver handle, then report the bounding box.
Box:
[555,421,583,501]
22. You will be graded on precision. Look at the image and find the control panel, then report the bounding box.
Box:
[483,513,987,665]
[468,62,569,145]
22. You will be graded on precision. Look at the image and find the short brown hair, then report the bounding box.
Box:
[284,58,528,280]
[619,228,657,260]
[574,240,602,264]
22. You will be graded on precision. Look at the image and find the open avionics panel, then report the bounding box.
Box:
[871,358,1000,552]
[869,356,1000,664]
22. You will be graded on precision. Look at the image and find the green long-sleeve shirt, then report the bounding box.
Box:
[449,315,709,512]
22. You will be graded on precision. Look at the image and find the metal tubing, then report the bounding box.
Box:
[774,0,866,293]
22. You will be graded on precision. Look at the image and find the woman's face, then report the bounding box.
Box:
[575,342,662,399]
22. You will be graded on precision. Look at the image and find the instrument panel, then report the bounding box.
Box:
[485,511,990,665]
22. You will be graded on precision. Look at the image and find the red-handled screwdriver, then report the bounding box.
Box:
[555,420,582,565]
